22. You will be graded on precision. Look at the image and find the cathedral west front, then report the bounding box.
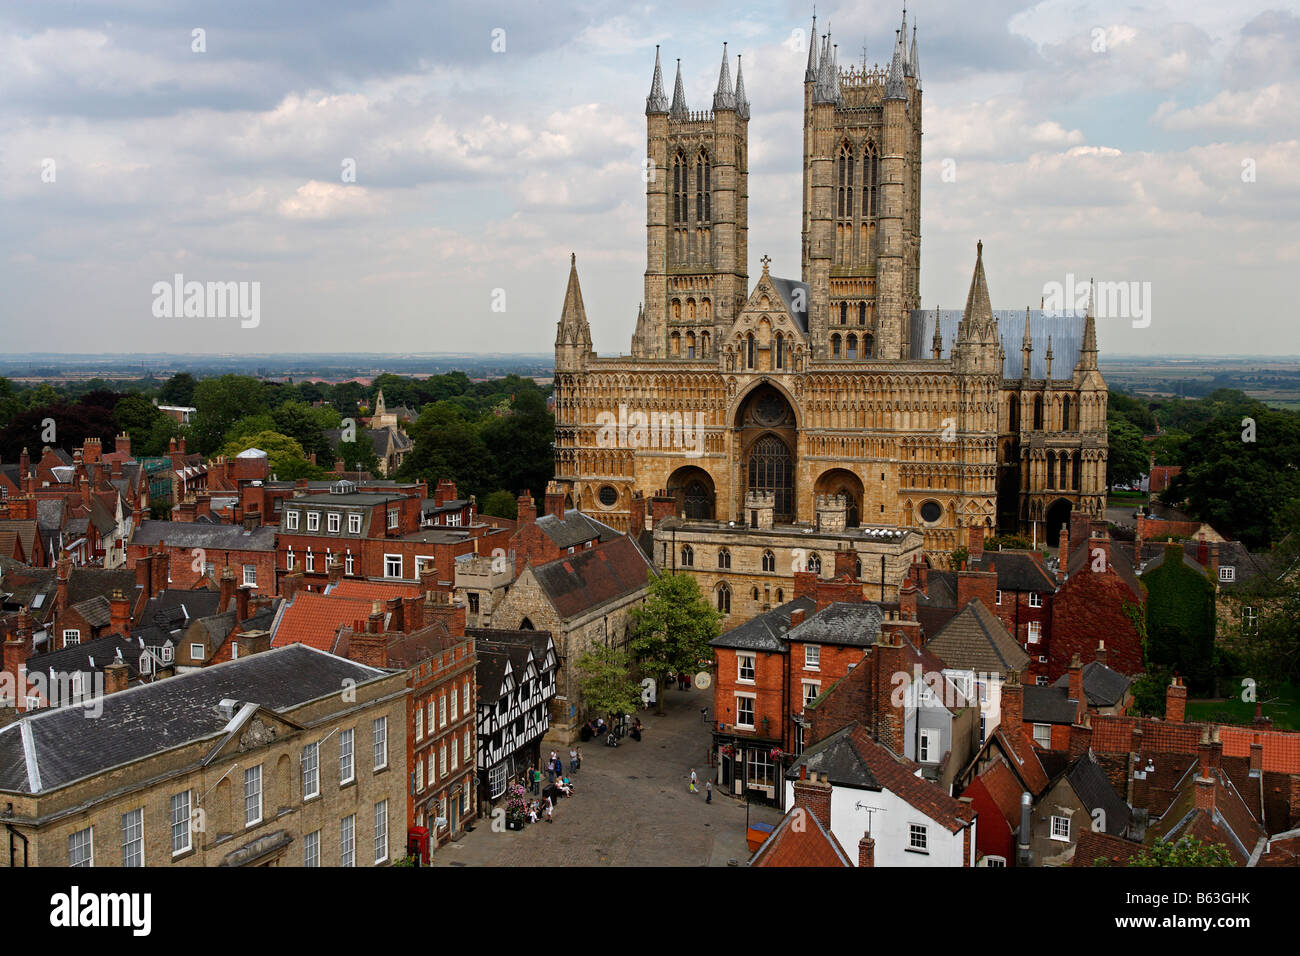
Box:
[551,12,1108,622]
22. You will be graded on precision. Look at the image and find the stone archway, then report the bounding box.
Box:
[666,465,716,520]
[814,468,865,528]
[735,384,798,523]
[1045,498,1072,547]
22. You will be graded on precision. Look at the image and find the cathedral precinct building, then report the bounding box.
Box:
[551,12,1108,623]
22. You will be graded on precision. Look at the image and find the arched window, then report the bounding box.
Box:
[752,586,760,601]
[672,154,687,224]
[761,550,776,573]
[702,298,711,319]
[684,480,711,519]
[775,332,784,369]
[749,436,794,521]
[671,299,681,320]
[1072,453,1081,490]
[701,331,711,356]
[670,331,681,356]
[858,302,866,325]
[854,557,862,578]
[696,151,711,223]
[1061,395,1071,430]
[840,302,848,325]
[832,334,842,358]
[717,547,731,570]
[847,334,858,360]
[519,617,535,630]
[680,544,694,567]
[716,582,731,613]
[862,333,873,358]
[746,333,756,369]
[1008,397,1018,431]
[837,142,854,220]
[776,588,784,602]
[807,552,821,574]
[1033,395,1044,430]
[686,298,696,319]
[864,142,879,217]
[1047,453,1057,489]
[686,331,696,359]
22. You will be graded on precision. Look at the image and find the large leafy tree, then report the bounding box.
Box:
[1125,836,1234,867]
[220,430,321,479]
[480,490,517,521]
[1142,542,1217,693]
[158,372,197,407]
[1106,418,1148,489]
[398,402,497,497]
[575,646,642,719]
[191,375,267,454]
[480,389,554,499]
[628,573,721,714]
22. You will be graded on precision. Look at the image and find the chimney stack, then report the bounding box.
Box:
[104,660,130,697]
[789,608,806,628]
[516,492,537,528]
[858,831,875,868]
[968,524,985,558]
[109,588,130,636]
[1094,640,1107,668]
[1068,653,1086,723]
[1165,675,1187,723]
[791,770,832,831]
[236,585,251,623]
[1001,670,1024,735]
[219,565,236,613]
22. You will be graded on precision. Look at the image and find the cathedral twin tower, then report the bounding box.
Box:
[553,10,1108,563]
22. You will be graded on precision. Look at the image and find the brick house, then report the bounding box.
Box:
[0,645,407,867]
[127,519,277,596]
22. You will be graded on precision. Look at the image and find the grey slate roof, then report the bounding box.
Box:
[1052,661,1132,708]
[711,596,815,652]
[0,644,390,794]
[768,277,810,333]
[141,590,222,630]
[786,723,879,790]
[35,500,65,534]
[131,520,276,551]
[968,552,1057,593]
[23,632,146,687]
[909,308,1086,379]
[536,510,621,550]
[1023,685,1079,724]
[786,602,883,647]
[925,599,1030,675]
[1065,751,1131,836]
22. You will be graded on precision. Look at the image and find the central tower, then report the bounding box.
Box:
[635,46,750,359]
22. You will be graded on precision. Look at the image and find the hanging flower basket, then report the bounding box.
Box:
[769,747,784,761]
[721,744,735,758]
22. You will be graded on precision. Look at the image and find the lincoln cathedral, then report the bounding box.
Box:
[552,11,1108,617]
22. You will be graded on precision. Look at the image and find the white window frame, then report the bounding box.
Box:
[802,681,821,709]
[373,716,388,771]
[439,695,447,728]
[340,728,355,785]
[348,513,361,534]
[387,509,399,530]
[489,763,507,798]
[303,742,320,800]
[1032,723,1052,748]
[919,728,940,764]
[1219,566,1235,582]
[328,512,340,533]
[121,808,143,867]
[1028,591,1042,608]
[804,644,821,670]
[304,829,320,867]
[345,551,354,575]
[737,653,755,683]
[63,629,80,646]
[735,693,756,730]
[995,589,1002,605]
[190,643,205,660]
[374,800,389,864]
[244,764,263,828]
[384,554,402,579]
[306,511,320,532]
[242,564,257,587]
[68,826,94,867]
[286,510,299,531]
[341,814,356,867]
[170,790,192,855]
[1051,815,1071,842]
[1027,621,1041,644]
[908,823,928,852]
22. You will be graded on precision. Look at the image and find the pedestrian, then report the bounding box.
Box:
[545,796,554,824]
[705,781,712,804]
[532,766,542,795]
[575,747,583,770]
[569,747,578,772]
[689,768,698,793]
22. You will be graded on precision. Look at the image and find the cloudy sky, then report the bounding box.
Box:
[1,0,1297,358]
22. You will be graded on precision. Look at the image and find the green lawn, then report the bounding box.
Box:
[1185,682,1300,730]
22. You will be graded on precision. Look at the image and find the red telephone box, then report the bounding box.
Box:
[407,827,429,865]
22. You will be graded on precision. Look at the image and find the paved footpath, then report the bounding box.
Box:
[432,683,783,867]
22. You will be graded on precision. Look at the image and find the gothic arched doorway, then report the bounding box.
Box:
[1045,498,1072,548]
[747,435,795,522]
[666,465,716,520]
[814,468,865,528]
[735,384,798,523]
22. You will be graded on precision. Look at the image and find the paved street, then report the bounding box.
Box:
[432,683,783,867]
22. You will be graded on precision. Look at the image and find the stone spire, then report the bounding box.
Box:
[901,7,912,76]
[670,59,688,116]
[910,25,920,83]
[646,45,669,114]
[1045,336,1055,380]
[805,14,819,81]
[813,32,836,103]
[885,29,907,100]
[1021,306,1033,379]
[961,240,995,335]
[713,44,736,111]
[931,308,943,359]
[734,55,750,120]
[1077,278,1099,371]
[556,253,592,351]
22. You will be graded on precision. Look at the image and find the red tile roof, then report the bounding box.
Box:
[846,724,977,832]
[978,760,1025,828]
[327,579,421,602]
[750,810,853,867]
[1071,830,1143,867]
[271,592,376,652]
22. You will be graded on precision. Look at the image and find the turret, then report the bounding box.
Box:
[713,44,736,111]
[952,240,1003,376]
[646,45,668,114]
[555,253,592,372]
[670,59,688,116]
[1021,307,1033,379]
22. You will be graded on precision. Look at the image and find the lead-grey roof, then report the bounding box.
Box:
[1023,685,1079,724]
[131,520,276,551]
[0,644,390,794]
[786,723,879,790]
[536,510,621,550]
[786,602,884,647]
[1065,751,1131,836]
[1052,661,1132,708]
[768,277,810,333]
[711,596,815,651]
[909,309,1086,379]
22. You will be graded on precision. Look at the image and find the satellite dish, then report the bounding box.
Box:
[694,671,712,690]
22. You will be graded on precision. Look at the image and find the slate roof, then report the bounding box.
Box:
[68,594,113,629]
[35,500,66,534]
[909,307,1086,379]
[23,632,146,687]
[786,602,883,647]
[767,276,810,333]
[1023,685,1079,724]
[530,535,655,619]
[967,551,1056,593]
[711,596,815,651]
[925,599,1029,675]
[141,589,222,630]
[1052,661,1132,708]
[786,723,879,789]
[0,521,40,562]
[1065,751,1131,836]
[131,519,276,551]
[0,645,390,794]
[535,510,621,550]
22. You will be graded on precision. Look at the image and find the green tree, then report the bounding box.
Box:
[158,372,197,407]
[575,646,642,719]
[628,573,720,715]
[192,375,267,454]
[220,430,316,478]
[1105,418,1148,489]
[1142,542,1217,693]
[480,389,554,499]
[337,438,380,474]
[1128,667,1173,718]
[1125,835,1234,867]
[398,402,496,497]
[480,490,518,521]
